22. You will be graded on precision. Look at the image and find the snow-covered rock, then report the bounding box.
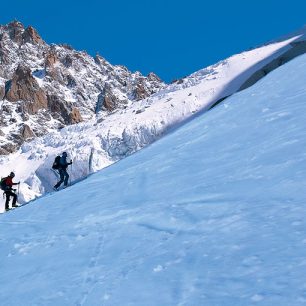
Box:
[0,21,165,154]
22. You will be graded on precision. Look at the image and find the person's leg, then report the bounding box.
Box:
[11,193,17,206]
[54,170,64,188]
[5,191,10,210]
[63,170,69,186]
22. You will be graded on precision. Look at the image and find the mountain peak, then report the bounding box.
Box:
[0,21,44,46]
[2,20,25,44]
[23,25,44,45]
[7,20,24,30]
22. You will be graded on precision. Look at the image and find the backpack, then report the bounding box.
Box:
[0,177,7,191]
[52,156,61,170]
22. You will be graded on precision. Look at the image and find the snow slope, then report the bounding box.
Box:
[0,34,302,207]
[0,52,305,305]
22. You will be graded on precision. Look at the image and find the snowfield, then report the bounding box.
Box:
[0,34,302,207]
[0,50,305,305]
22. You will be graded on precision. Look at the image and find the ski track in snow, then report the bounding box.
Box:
[77,228,105,306]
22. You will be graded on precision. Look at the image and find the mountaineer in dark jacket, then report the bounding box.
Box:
[53,152,72,190]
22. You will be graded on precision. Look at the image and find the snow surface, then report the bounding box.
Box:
[0,35,301,207]
[0,51,305,305]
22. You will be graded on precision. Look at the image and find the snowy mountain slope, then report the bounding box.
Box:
[0,51,306,305]
[0,33,304,207]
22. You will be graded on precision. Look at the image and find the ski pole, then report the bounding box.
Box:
[69,161,72,186]
[18,183,20,195]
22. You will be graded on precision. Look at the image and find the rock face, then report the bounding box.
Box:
[0,21,165,154]
[134,78,152,100]
[47,95,83,125]
[6,65,48,114]
[69,107,82,124]
[0,85,4,99]
[97,84,124,112]
[21,124,35,140]
[7,21,24,44]
[45,49,58,68]
[22,26,44,45]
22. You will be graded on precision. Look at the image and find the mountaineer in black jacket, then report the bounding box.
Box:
[53,152,72,190]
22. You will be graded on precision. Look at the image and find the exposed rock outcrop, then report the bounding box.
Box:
[63,54,73,68]
[0,142,17,155]
[47,95,82,124]
[45,50,58,68]
[97,84,124,112]
[134,78,151,100]
[22,26,44,45]
[7,21,24,45]
[69,107,83,124]
[5,65,48,114]
[147,72,162,83]
[0,85,4,100]
[20,123,35,140]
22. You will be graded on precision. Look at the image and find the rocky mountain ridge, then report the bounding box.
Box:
[0,21,165,154]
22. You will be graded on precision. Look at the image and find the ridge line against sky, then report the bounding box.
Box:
[1,0,306,82]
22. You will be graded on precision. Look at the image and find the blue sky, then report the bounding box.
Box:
[1,0,305,82]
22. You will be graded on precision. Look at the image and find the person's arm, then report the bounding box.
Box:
[63,157,72,166]
[12,182,20,185]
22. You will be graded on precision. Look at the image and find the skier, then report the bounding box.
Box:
[53,152,72,190]
[1,172,20,211]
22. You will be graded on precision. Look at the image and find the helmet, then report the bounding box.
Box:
[9,172,15,177]
[62,152,68,157]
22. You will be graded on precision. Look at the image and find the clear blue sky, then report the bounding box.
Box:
[1,0,305,82]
